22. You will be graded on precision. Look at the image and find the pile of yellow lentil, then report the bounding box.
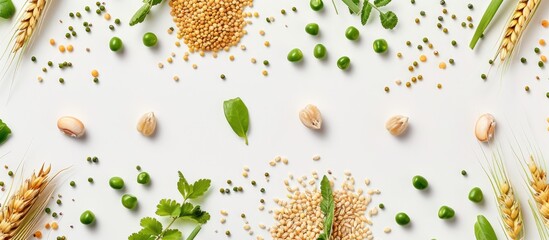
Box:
[169,0,253,52]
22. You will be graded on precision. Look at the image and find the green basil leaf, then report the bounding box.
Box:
[223,97,249,145]
[361,1,372,25]
[0,119,11,145]
[474,215,497,240]
[319,176,334,240]
[380,11,398,29]
[129,4,151,26]
[0,0,15,19]
[373,0,391,7]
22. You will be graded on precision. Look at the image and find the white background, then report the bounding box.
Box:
[0,0,548,239]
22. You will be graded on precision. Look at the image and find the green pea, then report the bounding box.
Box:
[109,37,123,52]
[305,23,320,36]
[142,32,158,47]
[345,26,359,41]
[395,212,410,225]
[80,210,95,225]
[335,56,349,70]
[309,0,323,11]
[438,205,455,219]
[287,48,303,62]
[412,175,428,190]
[137,172,151,184]
[373,39,388,53]
[109,177,124,189]
[121,194,138,209]
[468,187,484,203]
[313,44,327,59]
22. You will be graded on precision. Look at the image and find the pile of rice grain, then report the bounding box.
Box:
[169,0,253,52]
[271,173,376,240]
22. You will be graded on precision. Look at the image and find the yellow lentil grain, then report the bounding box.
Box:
[33,231,42,238]
[91,69,99,77]
[439,62,447,69]
[49,39,55,45]
[158,63,164,68]
[175,41,181,47]
[104,13,111,21]
[411,77,417,83]
[540,39,547,46]
[200,51,205,57]
[543,20,549,28]
[192,64,198,69]
[541,55,547,62]
[67,45,74,52]
[259,30,265,36]
[58,45,66,53]
[51,222,59,230]
[262,70,268,76]
[167,57,173,63]
[183,55,189,61]
[229,55,235,61]
[254,12,259,17]
[264,41,270,47]
[437,83,442,89]
[419,55,427,62]
[397,52,402,58]
[251,58,257,63]
[173,76,180,81]
[428,43,433,49]
[418,75,423,80]
[408,66,414,72]
[406,82,411,87]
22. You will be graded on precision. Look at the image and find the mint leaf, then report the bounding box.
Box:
[129,4,151,26]
[128,232,155,240]
[380,11,398,29]
[223,97,250,145]
[319,176,334,240]
[139,217,163,236]
[361,1,372,25]
[177,171,193,199]
[188,179,211,199]
[373,0,391,7]
[0,119,11,145]
[156,199,181,217]
[162,229,183,240]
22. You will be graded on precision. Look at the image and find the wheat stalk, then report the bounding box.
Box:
[495,0,542,62]
[0,164,52,239]
[498,181,524,239]
[528,157,549,224]
[12,0,47,53]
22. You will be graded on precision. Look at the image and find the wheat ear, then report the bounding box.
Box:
[498,181,524,239]
[0,164,51,239]
[496,0,541,62]
[528,156,549,224]
[12,0,47,53]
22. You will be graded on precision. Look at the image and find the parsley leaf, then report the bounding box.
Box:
[128,232,155,240]
[188,179,211,199]
[156,199,181,217]
[373,0,391,7]
[177,171,193,199]
[380,11,398,29]
[139,217,163,236]
[318,176,334,240]
[162,229,182,240]
[223,97,250,145]
[180,203,211,224]
[0,119,11,145]
[361,1,372,25]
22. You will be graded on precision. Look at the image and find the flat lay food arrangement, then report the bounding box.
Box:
[0,0,548,239]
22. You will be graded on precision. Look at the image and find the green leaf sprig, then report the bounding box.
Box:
[129,0,163,26]
[474,215,497,240]
[128,171,211,240]
[317,176,335,240]
[0,119,11,145]
[469,0,503,49]
[223,97,250,145]
[360,0,397,29]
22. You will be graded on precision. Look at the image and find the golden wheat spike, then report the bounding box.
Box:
[498,181,524,239]
[496,0,541,62]
[0,164,51,239]
[12,0,47,53]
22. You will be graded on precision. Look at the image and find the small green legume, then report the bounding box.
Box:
[337,56,351,70]
[373,39,388,53]
[438,206,455,219]
[80,210,95,225]
[412,175,428,190]
[395,212,410,225]
[468,187,484,203]
[109,37,123,52]
[143,32,158,47]
[310,0,323,11]
[305,23,319,36]
[345,26,360,41]
[109,177,125,189]
[287,48,303,62]
[313,44,327,59]
[121,194,138,209]
[137,172,151,184]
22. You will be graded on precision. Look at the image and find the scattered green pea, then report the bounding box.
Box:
[109,37,123,52]
[468,187,484,203]
[220,74,226,80]
[310,0,324,11]
[31,56,36,62]
[76,12,81,18]
[539,61,545,68]
[535,47,541,54]
[80,210,95,225]
[48,61,53,66]
[69,12,75,18]
[395,212,410,225]
[142,32,158,47]
[292,7,297,11]
[337,56,351,70]
[109,177,125,189]
[438,206,455,219]
[449,58,455,64]
[115,18,121,24]
[345,26,360,41]
[420,11,425,16]
[379,203,385,209]
[85,6,90,12]
[58,78,65,84]
[461,170,467,176]
[287,48,303,62]
[521,57,527,63]
[313,44,327,59]
[451,40,457,46]
[373,39,388,53]
[412,175,428,190]
[263,60,269,66]
[137,172,151,184]
[121,194,138,209]
[305,23,320,36]
[88,177,94,183]
[468,3,474,9]
[481,74,487,80]
[109,25,114,30]
[70,181,76,187]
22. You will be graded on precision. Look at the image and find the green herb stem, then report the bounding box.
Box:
[341,0,360,14]
[331,0,339,14]
[186,225,202,240]
[368,2,382,12]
